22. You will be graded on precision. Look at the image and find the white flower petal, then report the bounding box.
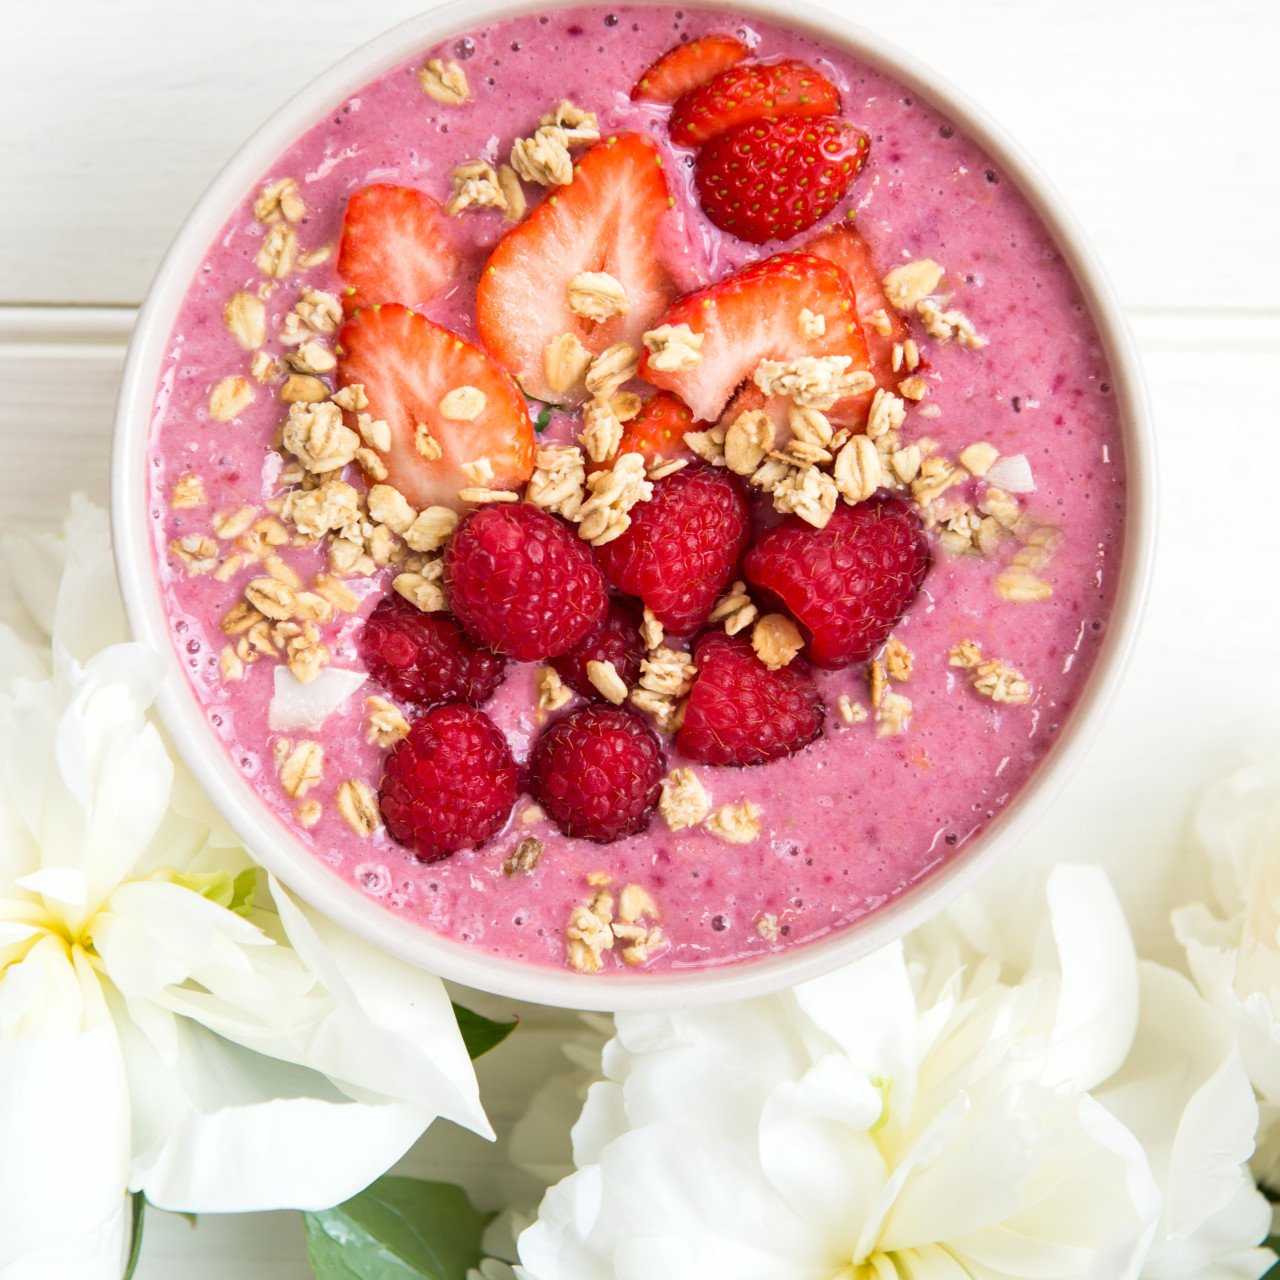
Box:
[14,865,89,910]
[0,1017,131,1276]
[268,664,366,732]
[1042,863,1138,1091]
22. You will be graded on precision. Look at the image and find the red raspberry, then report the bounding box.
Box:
[594,462,749,634]
[528,705,665,842]
[677,632,824,766]
[745,495,930,669]
[444,504,609,661]
[379,704,518,861]
[550,599,646,701]
[358,596,507,708]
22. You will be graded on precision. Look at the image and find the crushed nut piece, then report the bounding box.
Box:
[296,288,343,335]
[580,397,623,464]
[637,646,697,699]
[365,696,410,747]
[244,576,296,621]
[503,836,543,876]
[884,637,913,681]
[911,455,964,508]
[659,768,711,832]
[404,506,459,553]
[752,613,804,670]
[567,271,629,322]
[280,373,330,404]
[283,401,359,473]
[972,658,1032,705]
[866,388,907,440]
[336,778,381,836]
[254,177,305,224]
[724,409,775,476]
[412,421,443,461]
[891,446,923,484]
[576,452,652,546]
[440,385,487,421]
[250,351,279,383]
[995,566,1053,602]
[756,912,781,941]
[544,332,593,395]
[708,581,757,636]
[917,298,986,349]
[526,445,586,519]
[511,125,575,186]
[224,291,265,349]
[898,375,929,402]
[419,57,471,104]
[628,687,685,734]
[772,464,838,529]
[519,804,545,826]
[643,323,703,372]
[565,887,616,973]
[883,259,944,311]
[868,659,888,710]
[212,505,258,541]
[836,694,868,725]
[586,659,628,705]
[640,607,663,651]
[256,222,297,279]
[875,690,913,737]
[705,800,763,844]
[866,308,894,337]
[798,307,826,338]
[171,474,206,509]
[684,425,727,466]
[445,159,506,216]
[535,666,573,719]
[282,477,360,539]
[218,645,244,682]
[170,534,219,575]
[584,343,640,398]
[279,740,324,798]
[209,375,254,421]
[833,434,882,504]
[296,800,322,829]
[460,457,495,488]
[497,164,526,221]
[284,340,336,376]
[393,567,447,612]
[355,413,391,453]
[754,356,874,410]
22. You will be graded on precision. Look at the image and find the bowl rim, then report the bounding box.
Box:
[111,0,1157,1012]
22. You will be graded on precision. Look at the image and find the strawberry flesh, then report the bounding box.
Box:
[476,133,680,405]
[631,33,750,103]
[337,304,534,512]
[695,115,870,245]
[669,58,841,147]
[638,252,870,423]
[337,184,459,312]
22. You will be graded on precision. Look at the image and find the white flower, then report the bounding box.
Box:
[519,866,1165,1280]
[1173,752,1280,1191]
[0,500,490,1279]
[518,866,1276,1280]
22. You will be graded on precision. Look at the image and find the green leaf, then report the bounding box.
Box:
[1264,1237,1280,1277]
[168,866,258,917]
[304,1177,492,1280]
[452,1002,517,1059]
[122,1193,145,1280]
[531,403,553,433]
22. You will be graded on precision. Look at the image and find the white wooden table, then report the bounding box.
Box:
[3,1,1278,1273]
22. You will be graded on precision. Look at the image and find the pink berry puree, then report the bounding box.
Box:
[146,5,1126,976]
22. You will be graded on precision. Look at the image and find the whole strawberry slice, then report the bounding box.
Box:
[638,252,869,423]
[358,596,507,708]
[337,304,534,512]
[595,462,749,634]
[529,705,665,842]
[380,704,518,861]
[551,599,645,701]
[677,633,824,767]
[444,503,608,661]
[696,115,870,245]
[745,495,930,669]
[630,33,749,103]
[804,223,909,389]
[477,134,679,405]
[337,184,459,312]
[592,392,699,472]
[669,58,840,147]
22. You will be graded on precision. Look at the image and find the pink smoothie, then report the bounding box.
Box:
[147,5,1126,976]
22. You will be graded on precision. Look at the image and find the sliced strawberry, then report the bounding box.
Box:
[638,252,869,424]
[631,34,749,103]
[695,115,869,245]
[804,223,908,389]
[337,185,459,312]
[337,304,534,512]
[592,392,699,472]
[669,59,841,147]
[476,134,680,406]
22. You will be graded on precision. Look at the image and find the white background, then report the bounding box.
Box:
[2,0,1279,1273]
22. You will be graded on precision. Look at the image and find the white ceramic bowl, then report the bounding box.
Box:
[112,0,1156,1012]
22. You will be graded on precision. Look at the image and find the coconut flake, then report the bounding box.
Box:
[984,454,1036,493]
[269,665,367,731]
